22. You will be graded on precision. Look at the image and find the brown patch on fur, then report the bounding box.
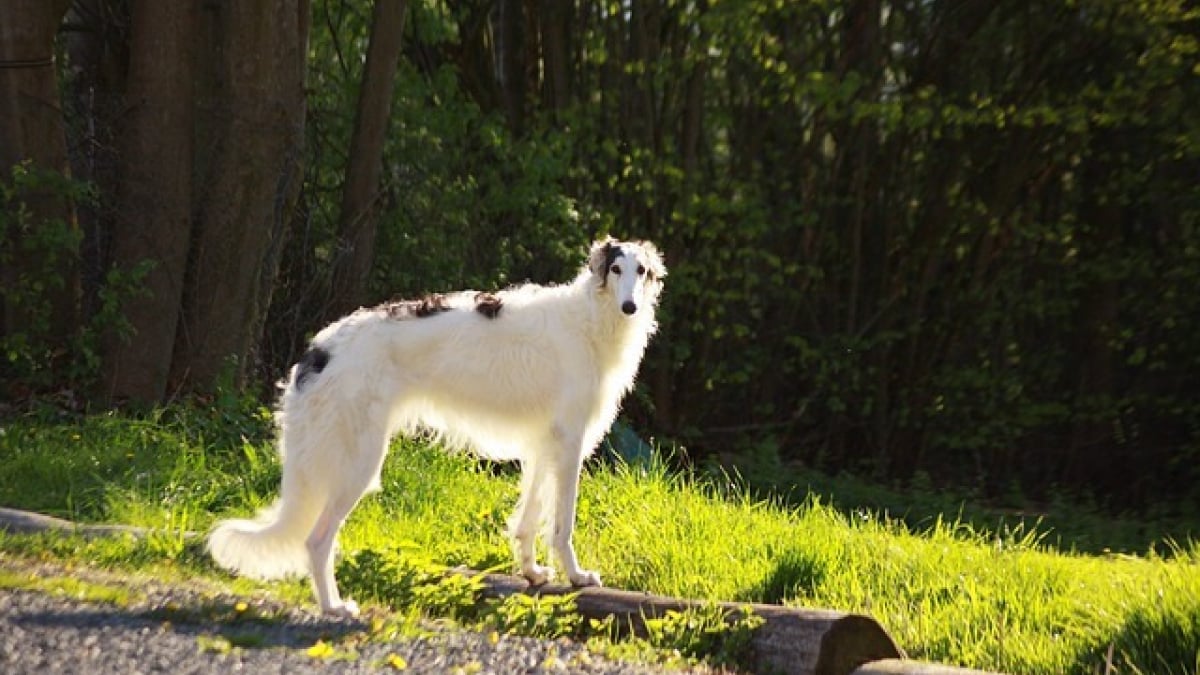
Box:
[294,346,330,390]
[381,294,452,319]
[474,292,503,319]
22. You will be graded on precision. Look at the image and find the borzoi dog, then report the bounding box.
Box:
[208,238,666,616]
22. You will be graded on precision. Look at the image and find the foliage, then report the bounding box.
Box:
[0,163,140,394]
[484,592,582,641]
[640,604,764,668]
[337,548,486,623]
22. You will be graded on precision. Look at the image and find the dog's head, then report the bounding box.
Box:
[588,237,666,316]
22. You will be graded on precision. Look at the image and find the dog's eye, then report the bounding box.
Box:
[610,264,622,275]
[637,265,646,276]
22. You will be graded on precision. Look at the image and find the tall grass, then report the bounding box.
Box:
[0,408,1197,674]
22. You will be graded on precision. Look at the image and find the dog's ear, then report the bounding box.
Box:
[637,240,667,281]
[588,238,616,281]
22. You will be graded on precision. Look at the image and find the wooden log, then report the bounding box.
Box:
[852,659,1003,674]
[464,569,904,675]
[0,507,152,539]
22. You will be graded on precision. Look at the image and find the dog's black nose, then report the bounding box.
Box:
[621,301,637,315]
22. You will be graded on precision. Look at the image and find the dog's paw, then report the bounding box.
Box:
[522,564,554,586]
[568,569,603,587]
[323,599,360,619]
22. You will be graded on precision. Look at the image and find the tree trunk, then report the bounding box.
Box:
[1067,158,1121,483]
[100,0,197,403]
[836,0,882,336]
[497,0,526,135]
[171,0,309,391]
[0,0,78,350]
[63,0,129,326]
[328,0,409,319]
[538,0,571,114]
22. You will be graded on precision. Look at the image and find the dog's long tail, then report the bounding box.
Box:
[207,489,322,579]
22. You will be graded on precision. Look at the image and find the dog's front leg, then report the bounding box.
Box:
[550,441,602,588]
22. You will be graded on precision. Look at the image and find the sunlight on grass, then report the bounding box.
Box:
[0,567,136,606]
[340,441,513,571]
[1,411,1197,674]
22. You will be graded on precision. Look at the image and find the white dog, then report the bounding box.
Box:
[208,238,666,616]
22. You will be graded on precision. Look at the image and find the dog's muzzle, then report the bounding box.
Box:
[621,301,637,315]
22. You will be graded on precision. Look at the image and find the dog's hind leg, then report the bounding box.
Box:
[306,491,364,617]
[306,475,383,617]
[306,425,389,617]
[508,454,553,585]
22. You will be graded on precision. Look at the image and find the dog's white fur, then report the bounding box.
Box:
[207,238,665,616]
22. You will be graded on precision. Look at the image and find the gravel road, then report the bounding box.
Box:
[0,565,682,675]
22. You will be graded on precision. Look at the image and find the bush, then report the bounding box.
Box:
[0,163,130,396]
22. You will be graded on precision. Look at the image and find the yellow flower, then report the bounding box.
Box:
[306,640,335,659]
[385,653,408,670]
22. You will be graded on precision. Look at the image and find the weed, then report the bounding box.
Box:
[484,592,582,639]
[641,604,764,668]
[196,635,234,654]
[336,549,486,623]
[305,639,359,662]
[379,652,409,670]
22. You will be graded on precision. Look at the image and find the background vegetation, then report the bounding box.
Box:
[3,1,1200,514]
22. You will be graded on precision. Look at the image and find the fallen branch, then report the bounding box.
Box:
[851,659,1003,674]
[463,568,908,675]
[464,572,1003,674]
[0,507,159,539]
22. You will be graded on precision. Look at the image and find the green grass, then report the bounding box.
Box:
[0,567,136,605]
[0,406,1197,674]
[737,461,1198,558]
